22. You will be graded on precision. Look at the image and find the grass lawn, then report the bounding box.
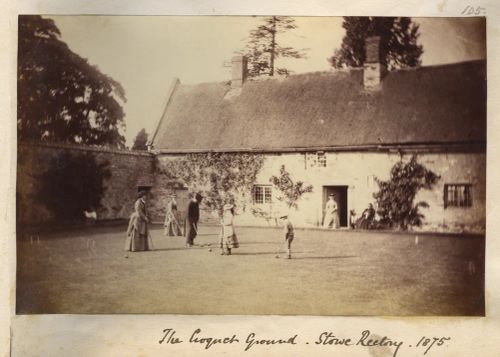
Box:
[16,224,485,315]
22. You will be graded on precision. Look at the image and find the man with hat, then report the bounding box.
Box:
[323,193,339,229]
[185,192,202,247]
[279,213,294,259]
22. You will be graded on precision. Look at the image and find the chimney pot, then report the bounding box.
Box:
[365,36,382,63]
[363,36,385,90]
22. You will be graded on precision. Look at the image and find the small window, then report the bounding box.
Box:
[306,151,327,168]
[444,184,473,208]
[253,185,272,204]
[317,152,327,167]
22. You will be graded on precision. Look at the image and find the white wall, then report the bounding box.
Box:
[235,151,486,233]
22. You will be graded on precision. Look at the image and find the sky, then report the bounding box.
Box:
[49,16,486,146]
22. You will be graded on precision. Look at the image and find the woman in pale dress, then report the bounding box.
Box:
[219,203,239,255]
[164,193,183,236]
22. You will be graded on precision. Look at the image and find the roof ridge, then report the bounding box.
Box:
[391,59,485,72]
[176,59,485,88]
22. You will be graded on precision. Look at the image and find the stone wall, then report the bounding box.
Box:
[17,142,155,225]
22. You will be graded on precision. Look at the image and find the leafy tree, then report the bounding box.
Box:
[269,165,313,209]
[238,16,307,78]
[159,153,265,217]
[329,17,423,70]
[131,128,149,151]
[36,152,111,221]
[373,155,439,230]
[18,15,126,147]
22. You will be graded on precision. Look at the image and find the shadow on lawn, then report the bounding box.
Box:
[234,251,285,256]
[291,255,358,260]
[239,241,282,245]
[149,248,193,252]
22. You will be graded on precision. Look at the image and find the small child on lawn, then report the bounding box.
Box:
[279,214,294,259]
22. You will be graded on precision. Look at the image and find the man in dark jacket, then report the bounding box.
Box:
[185,193,202,247]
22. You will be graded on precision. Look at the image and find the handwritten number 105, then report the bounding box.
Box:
[462,5,486,15]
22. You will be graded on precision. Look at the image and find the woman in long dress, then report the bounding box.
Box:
[164,193,183,236]
[125,190,150,252]
[323,193,340,229]
[219,203,239,255]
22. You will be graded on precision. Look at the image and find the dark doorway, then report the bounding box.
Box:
[322,186,348,227]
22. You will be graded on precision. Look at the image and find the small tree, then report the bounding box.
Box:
[131,128,148,151]
[36,152,111,221]
[373,155,439,230]
[269,165,313,210]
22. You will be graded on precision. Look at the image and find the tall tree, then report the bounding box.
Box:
[131,128,148,151]
[18,16,127,148]
[329,17,423,70]
[239,16,307,78]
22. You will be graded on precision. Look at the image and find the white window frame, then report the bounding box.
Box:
[253,184,272,204]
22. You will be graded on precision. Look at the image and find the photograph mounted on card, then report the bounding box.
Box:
[16,15,486,316]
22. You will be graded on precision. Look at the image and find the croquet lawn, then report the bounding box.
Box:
[16,224,485,315]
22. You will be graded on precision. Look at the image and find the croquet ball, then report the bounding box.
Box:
[275,255,279,259]
[208,248,212,252]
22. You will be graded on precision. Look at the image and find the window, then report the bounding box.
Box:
[253,185,272,204]
[305,151,327,168]
[444,184,473,208]
[317,152,327,167]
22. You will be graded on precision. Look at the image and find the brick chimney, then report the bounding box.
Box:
[363,36,385,90]
[231,56,247,89]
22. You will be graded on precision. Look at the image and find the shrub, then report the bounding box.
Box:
[35,152,111,222]
[373,155,439,230]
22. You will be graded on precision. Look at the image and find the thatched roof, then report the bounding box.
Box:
[152,60,486,152]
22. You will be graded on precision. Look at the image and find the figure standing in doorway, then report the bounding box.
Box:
[323,193,339,229]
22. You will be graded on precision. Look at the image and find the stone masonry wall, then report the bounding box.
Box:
[17,142,155,225]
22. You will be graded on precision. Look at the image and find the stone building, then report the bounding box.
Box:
[148,37,486,233]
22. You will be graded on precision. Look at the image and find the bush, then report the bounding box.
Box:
[35,152,111,222]
[373,155,439,230]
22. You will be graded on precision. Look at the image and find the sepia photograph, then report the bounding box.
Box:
[16,15,486,316]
